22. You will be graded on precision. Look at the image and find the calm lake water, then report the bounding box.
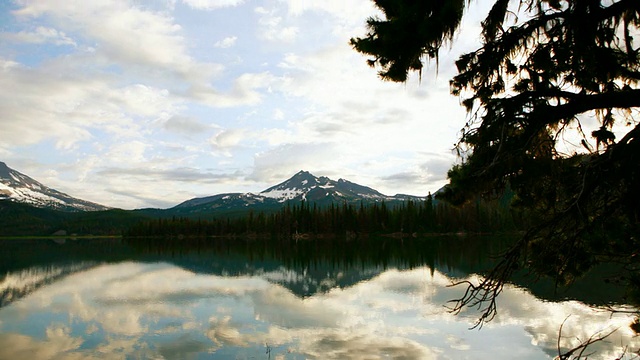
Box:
[0,236,637,359]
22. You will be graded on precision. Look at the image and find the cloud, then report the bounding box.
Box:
[266,40,470,195]
[164,115,211,135]
[0,0,529,209]
[36,142,224,208]
[207,316,250,347]
[188,71,283,107]
[1,26,76,46]
[280,0,379,35]
[103,188,180,209]
[13,1,191,69]
[250,142,343,183]
[210,128,248,154]
[421,156,457,178]
[214,36,238,48]
[182,0,244,10]
[51,140,262,209]
[255,6,299,43]
[300,332,437,360]
[250,286,343,329]
[98,166,214,182]
[273,108,285,120]
[0,85,88,148]
[277,44,452,130]
[0,57,182,149]
[1,0,314,210]
[0,331,90,360]
[377,155,455,193]
[104,141,150,164]
[381,171,426,185]
[377,171,432,196]
[111,84,176,118]
[8,0,242,108]
[91,164,248,207]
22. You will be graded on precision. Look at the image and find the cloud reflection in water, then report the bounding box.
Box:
[0,262,637,359]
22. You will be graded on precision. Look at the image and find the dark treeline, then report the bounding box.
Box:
[0,200,149,236]
[125,194,525,238]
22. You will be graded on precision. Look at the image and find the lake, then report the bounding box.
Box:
[0,236,637,359]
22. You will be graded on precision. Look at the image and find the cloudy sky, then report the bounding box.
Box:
[0,0,492,209]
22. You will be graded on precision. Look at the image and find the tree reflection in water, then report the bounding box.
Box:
[0,236,636,359]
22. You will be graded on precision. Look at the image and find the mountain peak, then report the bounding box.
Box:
[0,162,109,212]
[258,171,409,203]
[171,170,427,214]
[260,171,319,201]
[291,170,316,181]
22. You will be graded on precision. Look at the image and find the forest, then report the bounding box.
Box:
[124,193,524,239]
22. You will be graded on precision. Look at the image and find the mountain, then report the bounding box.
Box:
[0,162,109,212]
[170,170,425,216]
[260,170,389,202]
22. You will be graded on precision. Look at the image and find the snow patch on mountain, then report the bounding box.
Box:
[0,182,65,206]
[0,161,109,212]
[261,188,305,202]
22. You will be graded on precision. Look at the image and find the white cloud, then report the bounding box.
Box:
[188,71,284,107]
[281,0,376,19]
[11,0,228,91]
[213,36,237,48]
[0,60,181,149]
[280,0,379,35]
[114,84,174,117]
[273,108,284,120]
[105,141,150,164]
[0,331,91,360]
[15,1,187,66]
[182,0,244,10]
[300,332,437,359]
[255,6,299,43]
[210,128,247,155]
[257,42,466,194]
[250,142,345,183]
[1,26,76,46]
[0,64,112,147]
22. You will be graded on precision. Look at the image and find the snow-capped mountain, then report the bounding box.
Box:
[0,162,109,212]
[260,170,392,202]
[171,170,424,214]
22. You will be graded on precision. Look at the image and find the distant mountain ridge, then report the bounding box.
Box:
[0,162,109,212]
[0,162,426,216]
[170,170,425,216]
[0,165,432,236]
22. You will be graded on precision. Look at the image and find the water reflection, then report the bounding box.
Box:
[0,237,636,359]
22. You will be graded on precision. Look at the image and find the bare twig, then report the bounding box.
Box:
[554,321,619,360]
[446,236,525,328]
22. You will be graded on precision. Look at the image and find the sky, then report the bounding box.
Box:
[0,0,493,210]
